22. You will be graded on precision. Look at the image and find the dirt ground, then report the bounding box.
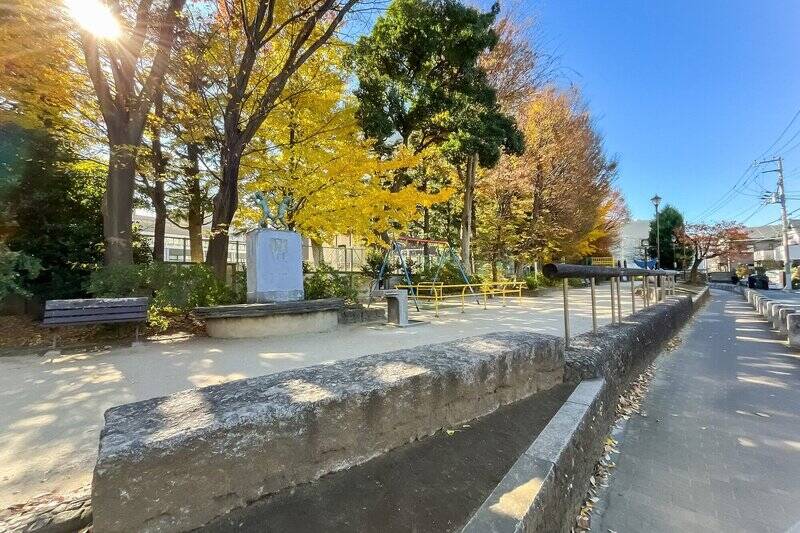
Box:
[0,314,205,354]
[0,285,627,510]
[201,383,575,533]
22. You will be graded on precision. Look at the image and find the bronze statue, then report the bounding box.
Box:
[254,191,292,229]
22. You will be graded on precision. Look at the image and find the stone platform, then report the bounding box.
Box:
[194,299,346,338]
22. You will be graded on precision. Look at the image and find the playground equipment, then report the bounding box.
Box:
[369,237,477,311]
[368,237,525,317]
[394,280,525,317]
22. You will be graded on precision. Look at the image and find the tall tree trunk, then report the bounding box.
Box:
[186,142,204,262]
[460,153,478,275]
[206,153,240,278]
[151,96,167,262]
[152,180,166,262]
[104,143,137,265]
[690,257,702,283]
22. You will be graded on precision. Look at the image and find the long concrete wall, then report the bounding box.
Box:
[92,331,564,532]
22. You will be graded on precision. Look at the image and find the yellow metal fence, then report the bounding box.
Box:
[395,281,526,317]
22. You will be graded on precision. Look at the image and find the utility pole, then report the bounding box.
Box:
[760,157,792,290]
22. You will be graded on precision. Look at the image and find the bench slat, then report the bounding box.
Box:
[45,298,150,311]
[44,306,149,319]
[42,312,147,326]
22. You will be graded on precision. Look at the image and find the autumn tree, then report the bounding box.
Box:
[676,222,749,282]
[474,88,621,274]
[238,40,449,245]
[72,0,187,265]
[351,0,522,273]
[198,0,362,278]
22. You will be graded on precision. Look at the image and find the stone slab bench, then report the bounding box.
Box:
[193,298,344,338]
[92,331,565,532]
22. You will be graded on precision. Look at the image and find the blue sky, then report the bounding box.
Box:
[492,0,800,225]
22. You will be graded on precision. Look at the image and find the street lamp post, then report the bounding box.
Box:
[651,194,662,268]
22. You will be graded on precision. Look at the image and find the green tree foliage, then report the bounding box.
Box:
[351,0,520,160]
[351,0,522,271]
[0,243,41,299]
[648,205,684,269]
[1,125,105,298]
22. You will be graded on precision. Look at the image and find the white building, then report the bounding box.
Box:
[613,219,651,265]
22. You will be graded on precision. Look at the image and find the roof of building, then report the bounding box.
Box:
[746,219,800,242]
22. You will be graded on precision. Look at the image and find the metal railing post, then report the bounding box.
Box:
[643,276,649,307]
[610,277,616,324]
[657,275,662,301]
[563,278,570,349]
[616,276,622,322]
[590,276,597,333]
[630,276,636,314]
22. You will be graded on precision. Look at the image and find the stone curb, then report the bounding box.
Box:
[742,288,800,348]
[462,379,608,533]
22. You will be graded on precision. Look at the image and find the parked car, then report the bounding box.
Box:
[747,274,769,289]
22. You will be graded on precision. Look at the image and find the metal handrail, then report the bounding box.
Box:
[543,263,678,279]
[543,263,678,348]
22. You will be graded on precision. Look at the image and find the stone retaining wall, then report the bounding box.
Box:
[564,294,695,385]
[462,291,706,533]
[92,331,564,532]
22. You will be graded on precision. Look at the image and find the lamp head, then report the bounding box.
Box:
[650,194,662,208]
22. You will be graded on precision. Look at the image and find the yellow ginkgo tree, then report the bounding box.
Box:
[237,40,451,247]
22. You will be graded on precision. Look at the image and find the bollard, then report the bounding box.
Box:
[643,276,649,307]
[630,276,636,314]
[657,275,662,301]
[590,277,597,333]
[787,312,800,349]
[562,278,570,349]
[610,277,616,324]
[616,276,622,322]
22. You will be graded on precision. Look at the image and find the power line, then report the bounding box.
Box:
[691,109,800,223]
[761,109,800,158]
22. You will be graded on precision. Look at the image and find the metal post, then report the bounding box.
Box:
[616,276,622,322]
[657,275,662,301]
[590,276,597,333]
[630,276,636,314]
[563,278,570,349]
[643,276,649,307]
[610,277,616,324]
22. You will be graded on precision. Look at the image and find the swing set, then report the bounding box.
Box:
[369,237,524,317]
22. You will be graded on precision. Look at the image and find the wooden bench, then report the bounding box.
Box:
[42,297,150,345]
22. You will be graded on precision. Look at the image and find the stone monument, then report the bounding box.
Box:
[246,228,304,303]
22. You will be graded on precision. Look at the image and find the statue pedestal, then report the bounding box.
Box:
[246,229,304,303]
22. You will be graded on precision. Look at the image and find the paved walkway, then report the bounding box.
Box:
[0,285,636,509]
[595,289,800,532]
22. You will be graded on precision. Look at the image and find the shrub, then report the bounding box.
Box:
[0,244,42,299]
[305,262,359,302]
[88,263,241,330]
[361,248,392,277]
[412,260,481,286]
[524,272,552,289]
[85,264,147,297]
